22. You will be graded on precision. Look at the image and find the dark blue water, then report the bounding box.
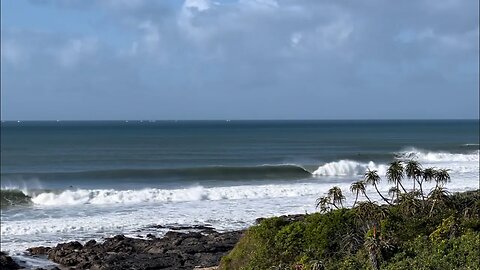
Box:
[1,120,478,190]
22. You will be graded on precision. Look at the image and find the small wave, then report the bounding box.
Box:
[312,160,387,177]
[0,189,32,207]
[2,164,312,182]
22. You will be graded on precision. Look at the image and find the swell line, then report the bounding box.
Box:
[1,164,312,182]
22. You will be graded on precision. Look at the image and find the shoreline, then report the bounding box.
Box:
[1,215,305,270]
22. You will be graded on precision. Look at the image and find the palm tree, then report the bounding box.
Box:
[397,191,421,216]
[353,201,387,235]
[388,186,400,203]
[350,180,368,207]
[421,167,437,201]
[364,230,393,270]
[354,201,387,222]
[364,236,380,270]
[428,186,450,217]
[328,186,345,209]
[364,169,392,205]
[315,196,330,213]
[422,167,437,183]
[386,161,407,198]
[434,169,451,188]
[405,160,423,195]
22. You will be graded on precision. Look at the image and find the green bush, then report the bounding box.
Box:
[220,190,480,270]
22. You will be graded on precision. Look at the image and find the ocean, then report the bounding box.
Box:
[1,120,478,265]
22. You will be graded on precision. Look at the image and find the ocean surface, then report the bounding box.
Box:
[1,120,479,265]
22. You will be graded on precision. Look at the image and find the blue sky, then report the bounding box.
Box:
[1,0,479,120]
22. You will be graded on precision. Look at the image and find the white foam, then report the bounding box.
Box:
[398,148,479,163]
[312,160,387,176]
[311,149,479,178]
[30,183,334,206]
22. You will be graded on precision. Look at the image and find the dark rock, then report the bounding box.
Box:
[84,240,97,248]
[28,229,245,270]
[0,251,21,270]
[27,246,51,256]
[256,213,305,224]
[149,224,217,234]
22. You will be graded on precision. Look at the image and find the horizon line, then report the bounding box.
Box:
[1,118,478,122]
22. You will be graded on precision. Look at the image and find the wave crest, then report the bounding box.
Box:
[30,183,333,206]
[312,160,387,177]
[397,148,479,163]
[1,189,32,207]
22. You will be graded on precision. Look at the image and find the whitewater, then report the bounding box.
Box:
[2,148,478,257]
[1,120,478,268]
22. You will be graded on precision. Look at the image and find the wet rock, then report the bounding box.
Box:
[255,213,305,224]
[27,246,52,256]
[0,251,21,270]
[149,224,217,234]
[29,230,244,270]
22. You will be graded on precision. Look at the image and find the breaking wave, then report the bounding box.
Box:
[396,148,479,163]
[0,189,32,207]
[311,148,478,177]
[29,183,335,206]
[312,160,387,176]
[3,148,477,207]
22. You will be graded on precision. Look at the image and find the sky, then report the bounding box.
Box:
[1,0,479,120]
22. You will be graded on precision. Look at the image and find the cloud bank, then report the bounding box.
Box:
[2,0,478,120]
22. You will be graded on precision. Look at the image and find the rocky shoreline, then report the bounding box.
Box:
[19,230,242,270]
[1,215,305,270]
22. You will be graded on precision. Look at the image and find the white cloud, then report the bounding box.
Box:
[183,0,211,12]
[178,0,214,44]
[239,0,278,10]
[104,0,144,9]
[58,38,98,67]
[290,32,303,47]
[2,40,25,67]
[3,0,479,119]
[138,21,161,53]
[313,19,353,49]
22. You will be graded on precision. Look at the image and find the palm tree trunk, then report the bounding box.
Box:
[396,182,399,202]
[374,183,392,205]
[398,181,407,193]
[428,200,437,217]
[362,191,372,203]
[368,250,380,270]
[417,179,425,202]
[353,191,359,207]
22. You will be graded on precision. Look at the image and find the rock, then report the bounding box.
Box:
[149,224,217,234]
[256,213,305,224]
[27,246,51,256]
[28,229,244,270]
[0,251,21,270]
[84,240,97,248]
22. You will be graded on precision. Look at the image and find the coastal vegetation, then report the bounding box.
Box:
[220,161,480,270]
